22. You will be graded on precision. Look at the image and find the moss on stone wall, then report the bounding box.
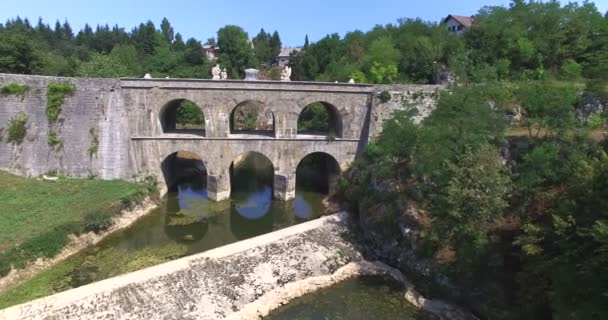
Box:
[47,130,62,150]
[88,128,99,159]
[45,82,75,152]
[46,82,75,123]
[6,113,28,145]
[0,83,30,97]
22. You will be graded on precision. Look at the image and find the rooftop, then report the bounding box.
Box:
[444,15,475,28]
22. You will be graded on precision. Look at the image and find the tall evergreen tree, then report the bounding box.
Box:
[160,18,174,44]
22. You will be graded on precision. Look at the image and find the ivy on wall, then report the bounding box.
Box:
[88,127,99,159]
[46,82,75,151]
[6,113,28,145]
[46,83,75,123]
[0,83,30,97]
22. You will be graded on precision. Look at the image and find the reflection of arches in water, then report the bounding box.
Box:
[229,207,274,241]
[230,151,274,195]
[296,152,341,194]
[293,191,324,221]
[161,151,207,192]
[163,187,209,243]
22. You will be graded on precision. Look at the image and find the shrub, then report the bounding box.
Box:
[587,113,606,129]
[0,83,30,96]
[46,82,76,123]
[6,113,28,144]
[82,211,113,233]
[560,59,583,80]
[379,90,392,103]
[47,130,62,147]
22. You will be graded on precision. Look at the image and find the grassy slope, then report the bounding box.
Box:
[0,171,150,252]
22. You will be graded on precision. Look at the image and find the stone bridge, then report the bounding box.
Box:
[0,74,441,200]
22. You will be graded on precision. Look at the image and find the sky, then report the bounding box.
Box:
[1,0,607,46]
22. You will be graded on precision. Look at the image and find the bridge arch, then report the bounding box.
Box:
[229,100,275,137]
[160,150,207,193]
[296,152,341,195]
[159,99,206,136]
[297,101,343,138]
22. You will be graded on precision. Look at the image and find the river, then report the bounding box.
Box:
[0,153,327,308]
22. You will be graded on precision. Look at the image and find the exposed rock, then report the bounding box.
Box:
[576,93,606,121]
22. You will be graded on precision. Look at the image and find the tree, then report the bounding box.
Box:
[217,25,254,78]
[0,30,41,74]
[270,31,282,58]
[76,52,129,77]
[184,38,204,65]
[172,33,185,51]
[253,28,272,65]
[304,35,309,49]
[132,21,157,55]
[160,18,174,44]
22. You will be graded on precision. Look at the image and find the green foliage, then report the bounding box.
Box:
[298,102,330,133]
[369,62,398,84]
[230,101,265,131]
[6,113,28,144]
[252,28,281,66]
[46,82,75,123]
[378,90,391,103]
[175,100,205,128]
[560,59,583,80]
[47,130,62,147]
[587,113,606,129]
[217,25,255,78]
[515,81,578,138]
[0,82,29,96]
[0,171,154,277]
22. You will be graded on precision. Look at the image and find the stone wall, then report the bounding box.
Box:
[0,74,128,179]
[370,84,443,138]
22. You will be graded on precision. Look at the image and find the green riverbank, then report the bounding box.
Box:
[0,171,155,278]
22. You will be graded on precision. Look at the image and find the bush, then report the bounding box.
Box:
[47,130,62,147]
[46,82,76,123]
[6,113,28,144]
[82,211,113,233]
[560,59,583,80]
[587,113,606,129]
[379,90,392,103]
[0,83,29,96]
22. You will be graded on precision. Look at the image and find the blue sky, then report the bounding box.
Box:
[1,0,607,46]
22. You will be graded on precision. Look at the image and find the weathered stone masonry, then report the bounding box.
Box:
[0,73,442,200]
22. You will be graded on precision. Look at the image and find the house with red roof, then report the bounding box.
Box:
[444,15,475,34]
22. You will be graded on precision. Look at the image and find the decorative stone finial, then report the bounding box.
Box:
[221,68,228,80]
[212,64,221,80]
[144,73,152,79]
[281,66,292,81]
[348,78,355,84]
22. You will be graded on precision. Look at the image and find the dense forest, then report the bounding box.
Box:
[0,0,605,84]
[1,0,608,319]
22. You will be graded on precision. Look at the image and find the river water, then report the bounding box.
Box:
[0,153,326,307]
[264,276,432,320]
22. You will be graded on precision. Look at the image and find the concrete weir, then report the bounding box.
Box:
[0,213,361,320]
